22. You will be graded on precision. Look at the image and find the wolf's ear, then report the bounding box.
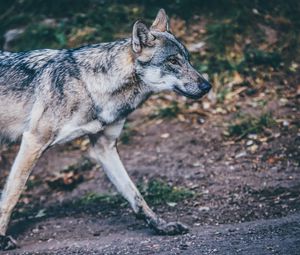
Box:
[150,8,169,32]
[132,20,155,53]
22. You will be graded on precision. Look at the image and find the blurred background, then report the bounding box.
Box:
[0,0,299,253]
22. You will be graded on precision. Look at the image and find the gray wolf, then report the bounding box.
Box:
[0,9,211,250]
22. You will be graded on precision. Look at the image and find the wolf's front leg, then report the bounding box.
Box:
[0,131,50,250]
[89,121,189,235]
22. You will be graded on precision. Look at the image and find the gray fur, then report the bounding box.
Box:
[0,24,210,143]
[0,9,211,249]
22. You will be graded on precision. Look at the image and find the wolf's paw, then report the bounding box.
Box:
[0,235,18,250]
[153,221,189,235]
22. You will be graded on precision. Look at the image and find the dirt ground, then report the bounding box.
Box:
[7,213,300,255]
[0,85,299,254]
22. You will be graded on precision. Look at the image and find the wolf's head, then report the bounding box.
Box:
[132,9,211,99]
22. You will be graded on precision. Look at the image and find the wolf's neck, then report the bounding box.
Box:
[74,39,143,94]
[75,39,151,123]
[75,39,138,94]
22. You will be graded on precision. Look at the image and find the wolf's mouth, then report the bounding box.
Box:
[174,86,206,99]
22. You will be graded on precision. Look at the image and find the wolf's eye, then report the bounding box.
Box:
[169,57,180,65]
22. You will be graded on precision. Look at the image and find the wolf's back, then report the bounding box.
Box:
[0,49,60,94]
[0,49,60,141]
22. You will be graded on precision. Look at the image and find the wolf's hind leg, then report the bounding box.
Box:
[89,121,189,235]
[0,131,50,250]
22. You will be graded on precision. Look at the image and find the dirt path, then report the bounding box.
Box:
[4,213,300,254]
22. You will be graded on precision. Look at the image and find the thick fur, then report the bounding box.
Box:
[0,40,145,143]
[0,9,211,250]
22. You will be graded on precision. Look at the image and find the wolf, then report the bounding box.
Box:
[0,9,211,250]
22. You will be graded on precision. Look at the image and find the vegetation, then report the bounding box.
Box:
[120,123,136,144]
[227,112,277,138]
[79,179,194,208]
[139,179,194,205]
[154,102,181,119]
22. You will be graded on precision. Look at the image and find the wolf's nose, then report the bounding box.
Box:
[199,82,212,93]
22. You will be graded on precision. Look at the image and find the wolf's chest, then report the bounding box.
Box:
[97,91,150,124]
[97,101,135,124]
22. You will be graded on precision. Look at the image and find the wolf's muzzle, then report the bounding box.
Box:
[199,81,212,94]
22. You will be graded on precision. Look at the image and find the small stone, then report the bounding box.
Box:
[160,133,170,139]
[246,140,254,146]
[198,206,210,212]
[192,162,201,167]
[279,98,288,106]
[283,120,289,127]
[203,101,210,110]
[248,144,258,153]
[32,228,39,234]
[235,151,247,158]
[197,117,205,124]
[248,134,258,140]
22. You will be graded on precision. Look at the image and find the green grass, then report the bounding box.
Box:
[120,123,135,144]
[242,49,282,69]
[79,179,194,207]
[153,102,181,119]
[79,192,125,207]
[12,179,194,220]
[227,112,276,138]
[139,179,194,205]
